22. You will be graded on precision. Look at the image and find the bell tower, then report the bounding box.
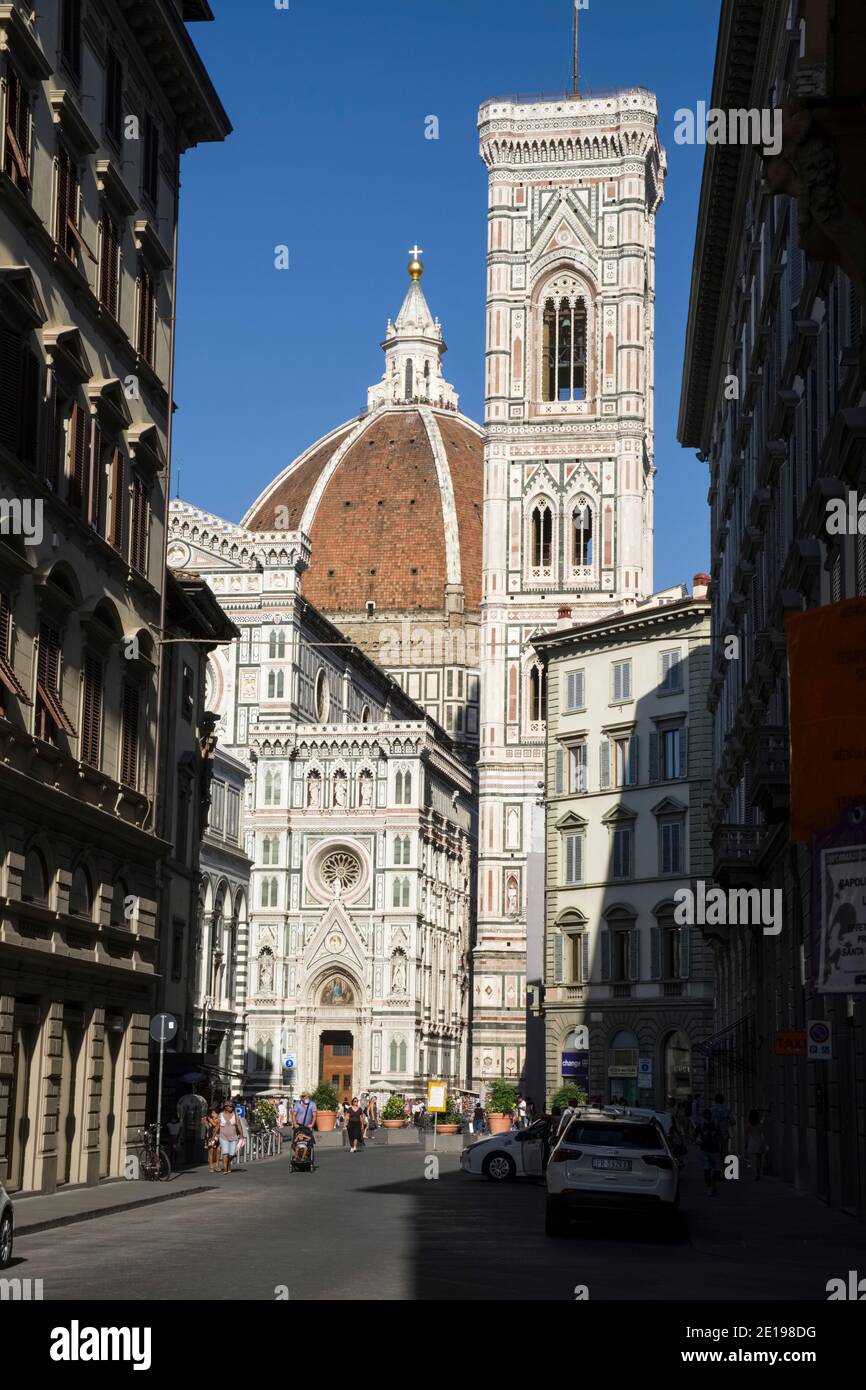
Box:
[472,84,666,1089]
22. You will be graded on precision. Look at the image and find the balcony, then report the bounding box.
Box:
[749,725,790,824]
[711,823,767,889]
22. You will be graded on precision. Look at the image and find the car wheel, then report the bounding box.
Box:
[0,1213,12,1268]
[545,1197,568,1237]
[483,1151,516,1182]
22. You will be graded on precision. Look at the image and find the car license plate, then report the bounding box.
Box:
[591,1157,632,1171]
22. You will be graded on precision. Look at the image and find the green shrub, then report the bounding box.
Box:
[486,1080,519,1114]
[382,1094,406,1120]
[254,1099,277,1128]
[551,1084,588,1111]
[312,1083,338,1112]
[438,1101,463,1126]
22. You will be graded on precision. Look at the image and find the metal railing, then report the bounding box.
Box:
[242,1127,282,1162]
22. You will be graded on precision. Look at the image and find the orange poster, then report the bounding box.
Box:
[786,598,866,840]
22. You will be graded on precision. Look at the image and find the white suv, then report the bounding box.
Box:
[545,1109,679,1236]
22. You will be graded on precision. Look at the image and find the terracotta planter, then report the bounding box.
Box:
[436,1124,460,1135]
[488,1113,512,1135]
[383,1118,406,1129]
[315,1110,336,1132]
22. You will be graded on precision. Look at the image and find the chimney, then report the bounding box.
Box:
[693,572,711,600]
[557,605,573,630]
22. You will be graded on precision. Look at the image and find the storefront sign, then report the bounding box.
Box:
[607,1064,637,1078]
[816,844,866,993]
[773,1030,807,1057]
[561,1051,589,1087]
[807,1020,833,1060]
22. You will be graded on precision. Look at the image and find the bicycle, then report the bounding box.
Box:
[138,1124,171,1181]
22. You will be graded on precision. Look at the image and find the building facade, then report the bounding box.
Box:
[0,0,229,1190]
[535,587,714,1110]
[165,515,474,1100]
[473,86,666,1087]
[678,0,866,1210]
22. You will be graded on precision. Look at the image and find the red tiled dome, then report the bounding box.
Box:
[243,407,483,614]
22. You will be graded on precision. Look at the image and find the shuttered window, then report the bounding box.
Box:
[104,46,123,145]
[56,145,77,257]
[0,590,28,708]
[120,681,139,788]
[568,741,587,793]
[66,401,88,512]
[143,114,159,205]
[109,448,125,549]
[137,262,156,365]
[611,659,632,702]
[61,0,82,78]
[99,214,121,318]
[80,653,103,767]
[563,832,583,885]
[612,827,632,879]
[3,65,31,190]
[564,668,585,711]
[659,648,682,692]
[660,821,684,875]
[129,473,149,575]
[0,328,40,468]
[36,621,75,740]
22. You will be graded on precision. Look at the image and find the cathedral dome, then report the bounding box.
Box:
[243,257,483,616]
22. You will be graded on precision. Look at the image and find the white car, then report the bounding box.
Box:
[545,1110,679,1236]
[460,1118,550,1182]
[0,1183,13,1268]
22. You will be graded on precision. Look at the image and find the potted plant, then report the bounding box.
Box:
[254,1099,277,1130]
[435,1101,463,1135]
[312,1083,338,1131]
[551,1084,588,1112]
[486,1080,518,1135]
[382,1095,407,1129]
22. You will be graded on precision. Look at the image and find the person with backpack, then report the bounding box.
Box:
[697,1108,722,1194]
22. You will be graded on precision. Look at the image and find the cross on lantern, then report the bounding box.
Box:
[408,244,424,260]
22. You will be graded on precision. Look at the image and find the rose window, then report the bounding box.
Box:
[321,850,362,893]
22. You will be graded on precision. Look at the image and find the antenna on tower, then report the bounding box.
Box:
[572,0,580,96]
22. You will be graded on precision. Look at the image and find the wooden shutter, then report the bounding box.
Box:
[37,621,60,691]
[581,933,590,983]
[679,726,688,778]
[0,591,28,702]
[110,448,125,549]
[680,925,691,980]
[553,930,564,984]
[599,738,610,788]
[4,68,30,189]
[100,216,120,317]
[649,730,660,782]
[120,681,139,787]
[554,747,564,794]
[19,348,41,469]
[627,733,638,785]
[600,928,611,981]
[56,147,70,249]
[565,832,581,884]
[67,401,87,510]
[630,925,641,981]
[137,264,155,363]
[80,653,103,767]
[650,926,661,980]
[566,669,584,710]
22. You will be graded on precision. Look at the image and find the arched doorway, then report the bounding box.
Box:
[316,974,357,1102]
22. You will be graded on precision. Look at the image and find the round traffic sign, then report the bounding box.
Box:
[149,1012,178,1044]
[283,1054,296,1071]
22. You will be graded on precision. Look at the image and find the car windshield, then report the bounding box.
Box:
[524,1119,547,1138]
[563,1122,663,1150]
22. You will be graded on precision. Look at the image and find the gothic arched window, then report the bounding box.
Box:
[529,665,547,722]
[405,358,413,399]
[268,630,286,659]
[572,501,593,567]
[267,669,285,699]
[543,296,587,402]
[531,503,552,568]
[264,768,282,805]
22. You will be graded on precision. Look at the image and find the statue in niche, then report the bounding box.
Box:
[258,950,274,994]
[390,952,407,995]
[333,772,348,808]
[307,772,321,807]
[359,772,373,807]
[506,877,519,917]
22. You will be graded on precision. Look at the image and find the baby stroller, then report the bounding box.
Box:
[290,1126,316,1173]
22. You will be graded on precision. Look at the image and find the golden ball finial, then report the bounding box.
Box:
[407,244,424,281]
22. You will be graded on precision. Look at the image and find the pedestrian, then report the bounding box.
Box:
[367,1094,379,1132]
[711,1092,732,1157]
[697,1108,722,1195]
[472,1102,484,1137]
[744,1108,767,1179]
[292,1090,317,1133]
[277,1097,288,1130]
[690,1092,702,1139]
[218,1099,243,1174]
[346,1097,367,1153]
[517,1096,527,1129]
[205,1107,220,1172]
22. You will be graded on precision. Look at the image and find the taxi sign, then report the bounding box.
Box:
[427,1081,447,1112]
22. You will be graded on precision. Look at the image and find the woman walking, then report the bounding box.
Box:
[346,1097,367,1153]
[218,1099,243,1173]
[205,1107,220,1173]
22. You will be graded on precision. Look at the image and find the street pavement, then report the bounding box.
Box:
[11,1139,866,1301]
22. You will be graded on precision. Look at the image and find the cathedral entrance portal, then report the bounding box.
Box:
[320,1031,354,1102]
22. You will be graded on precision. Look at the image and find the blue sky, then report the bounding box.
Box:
[173,0,720,589]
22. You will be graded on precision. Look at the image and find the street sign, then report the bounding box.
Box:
[807,1019,833,1060]
[149,1013,177,1044]
[773,1029,807,1057]
[638,1057,653,1089]
[283,1054,296,1071]
[427,1081,447,1112]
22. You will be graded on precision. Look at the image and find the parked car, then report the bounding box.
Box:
[460,1117,550,1182]
[545,1110,680,1236]
[0,1183,13,1267]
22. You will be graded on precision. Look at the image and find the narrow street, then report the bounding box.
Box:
[13,1142,866,1302]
